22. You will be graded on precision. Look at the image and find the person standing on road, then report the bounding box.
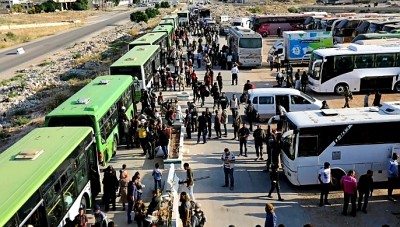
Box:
[221,148,236,191]
[221,109,228,137]
[342,86,353,108]
[205,108,213,139]
[230,94,240,120]
[214,110,222,139]
[301,71,308,92]
[184,163,195,201]
[269,54,274,71]
[238,123,250,157]
[373,90,382,107]
[387,153,398,201]
[219,92,228,111]
[253,124,266,161]
[318,162,332,207]
[231,64,239,85]
[264,203,277,227]
[267,165,284,201]
[197,111,208,144]
[217,72,223,92]
[357,170,374,213]
[74,208,88,227]
[364,92,371,107]
[341,170,358,217]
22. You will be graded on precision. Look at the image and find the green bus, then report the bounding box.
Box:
[128,32,168,66]
[109,45,161,100]
[0,127,101,227]
[152,24,174,47]
[162,14,179,28]
[159,18,176,30]
[45,76,136,165]
[351,32,400,43]
[128,32,168,50]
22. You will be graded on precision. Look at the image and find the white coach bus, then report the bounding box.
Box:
[308,43,400,94]
[227,26,263,67]
[278,102,400,187]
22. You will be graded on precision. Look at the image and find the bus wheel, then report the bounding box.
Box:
[80,195,87,212]
[258,117,267,123]
[331,170,345,190]
[394,82,400,93]
[113,137,118,157]
[334,83,348,95]
[262,32,268,37]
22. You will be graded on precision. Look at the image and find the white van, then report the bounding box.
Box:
[218,15,232,23]
[231,18,250,29]
[247,88,323,122]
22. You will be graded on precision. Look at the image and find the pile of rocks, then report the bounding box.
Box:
[0,9,171,123]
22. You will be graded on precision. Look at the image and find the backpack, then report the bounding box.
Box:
[138,128,147,139]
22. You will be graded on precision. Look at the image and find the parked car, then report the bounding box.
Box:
[219,26,230,35]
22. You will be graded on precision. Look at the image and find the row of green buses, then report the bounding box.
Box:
[0,12,188,227]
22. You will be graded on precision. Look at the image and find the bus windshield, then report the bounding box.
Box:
[309,53,323,80]
[239,38,262,48]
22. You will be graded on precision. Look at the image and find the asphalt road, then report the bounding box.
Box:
[0,9,141,80]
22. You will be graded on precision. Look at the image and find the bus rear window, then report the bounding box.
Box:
[239,38,262,48]
[47,116,94,129]
[110,66,142,80]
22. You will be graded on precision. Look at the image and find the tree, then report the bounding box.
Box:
[160,1,170,8]
[145,7,159,18]
[154,3,160,8]
[41,0,59,12]
[130,11,148,23]
[71,0,89,10]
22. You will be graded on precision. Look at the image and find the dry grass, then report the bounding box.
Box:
[72,53,101,67]
[0,24,81,49]
[147,18,162,30]
[0,10,97,25]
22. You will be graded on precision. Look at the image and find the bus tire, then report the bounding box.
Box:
[113,137,118,157]
[262,32,268,37]
[258,115,267,122]
[331,170,345,189]
[394,82,400,93]
[334,83,348,95]
[80,194,89,211]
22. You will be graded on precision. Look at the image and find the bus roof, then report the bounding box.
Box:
[286,102,400,128]
[163,14,178,19]
[0,127,92,227]
[152,24,174,34]
[111,45,160,67]
[129,32,166,46]
[352,32,400,42]
[229,26,261,38]
[46,76,133,119]
[313,43,400,56]
[160,18,175,24]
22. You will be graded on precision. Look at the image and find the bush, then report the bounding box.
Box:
[13,117,30,127]
[249,7,262,14]
[71,0,89,10]
[160,1,170,8]
[288,7,299,13]
[130,11,148,23]
[41,0,60,12]
[6,32,16,40]
[154,3,160,8]
[12,4,25,13]
[145,8,159,18]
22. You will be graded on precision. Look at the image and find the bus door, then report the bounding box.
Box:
[276,95,289,114]
[88,142,101,198]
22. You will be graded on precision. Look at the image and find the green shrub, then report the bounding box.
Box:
[145,8,159,18]
[72,52,82,59]
[155,3,160,8]
[13,117,30,126]
[130,11,148,23]
[160,1,170,8]
[249,7,262,14]
[41,0,60,12]
[6,32,16,40]
[288,7,299,13]
[12,4,25,13]
[0,130,10,139]
[71,0,89,10]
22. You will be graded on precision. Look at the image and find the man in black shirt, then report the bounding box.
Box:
[197,111,208,144]
[219,92,228,110]
[238,123,250,157]
[357,170,374,213]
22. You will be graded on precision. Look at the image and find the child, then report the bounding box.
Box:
[152,163,162,191]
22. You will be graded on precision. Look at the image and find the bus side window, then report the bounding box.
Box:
[259,96,274,104]
[354,54,374,69]
[334,55,353,74]
[396,53,400,67]
[252,97,258,104]
[298,135,319,157]
[376,54,395,68]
